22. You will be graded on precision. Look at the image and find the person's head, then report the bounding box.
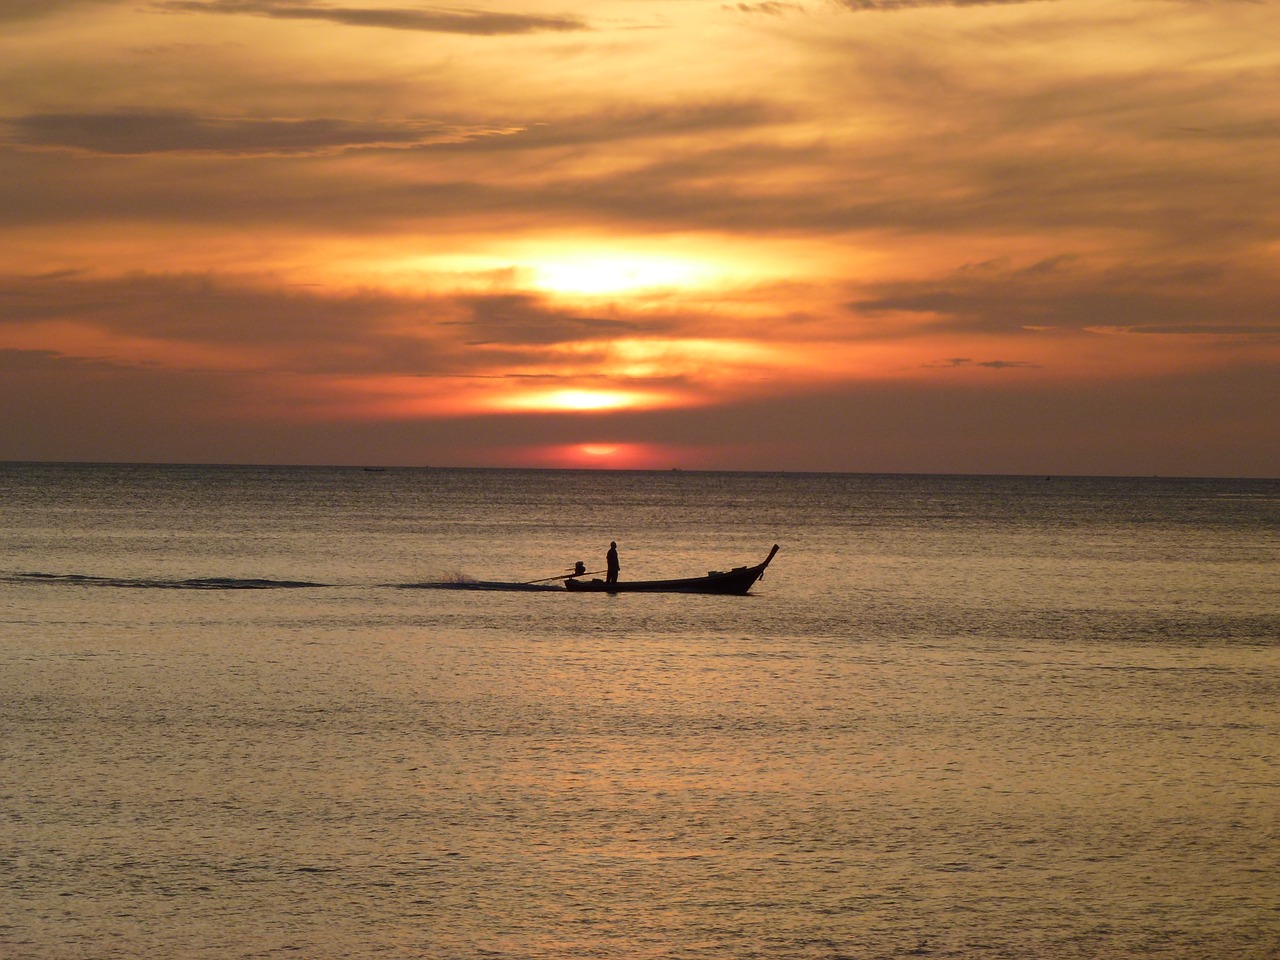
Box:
[610,541,617,548]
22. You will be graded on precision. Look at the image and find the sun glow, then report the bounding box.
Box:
[544,389,633,411]
[494,387,682,413]
[357,232,827,303]
[530,254,708,297]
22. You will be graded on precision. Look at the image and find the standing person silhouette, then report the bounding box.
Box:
[606,541,620,584]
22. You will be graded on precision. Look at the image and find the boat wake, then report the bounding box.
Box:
[5,572,330,590]
[3,570,559,592]
[397,579,565,592]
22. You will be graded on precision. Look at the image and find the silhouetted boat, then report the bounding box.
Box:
[564,545,779,595]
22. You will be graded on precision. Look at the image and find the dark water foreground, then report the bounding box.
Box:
[2,465,1277,958]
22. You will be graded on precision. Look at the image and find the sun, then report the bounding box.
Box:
[529,443,662,469]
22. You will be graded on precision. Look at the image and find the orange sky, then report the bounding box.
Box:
[2,0,1278,474]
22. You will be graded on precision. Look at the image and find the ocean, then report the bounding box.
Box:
[2,463,1277,959]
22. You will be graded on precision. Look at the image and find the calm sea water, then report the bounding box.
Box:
[2,464,1277,959]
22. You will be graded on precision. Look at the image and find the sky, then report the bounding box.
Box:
[2,0,1278,475]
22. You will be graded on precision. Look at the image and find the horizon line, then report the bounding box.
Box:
[2,459,1276,482]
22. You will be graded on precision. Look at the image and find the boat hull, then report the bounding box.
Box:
[564,545,778,595]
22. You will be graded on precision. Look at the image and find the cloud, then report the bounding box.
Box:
[723,2,803,15]
[0,347,119,372]
[836,0,1051,9]
[1,109,1272,257]
[0,0,109,22]
[782,29,1280,250]
[585,361,1280,475]
[7,111,497,156]
[0,108,820,234]
[926,357,1041,369]
[5,99,784,160]
[1100,324,1279,337]
[5,338,1278,473]
[1169,119,1280,143]
[0,271,457,374]
[455,294,660,346]
[156,0,589,35]
[0,271,691,377]
[427,101,788,154]
[849,257,1280,339]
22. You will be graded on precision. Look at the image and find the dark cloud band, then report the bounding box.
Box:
[156,1,588,35]
[8,112,480,155]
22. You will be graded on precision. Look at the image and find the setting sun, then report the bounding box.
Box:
[522,442,673,469]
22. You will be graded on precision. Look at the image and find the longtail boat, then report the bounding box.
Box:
[564,544,779,595]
